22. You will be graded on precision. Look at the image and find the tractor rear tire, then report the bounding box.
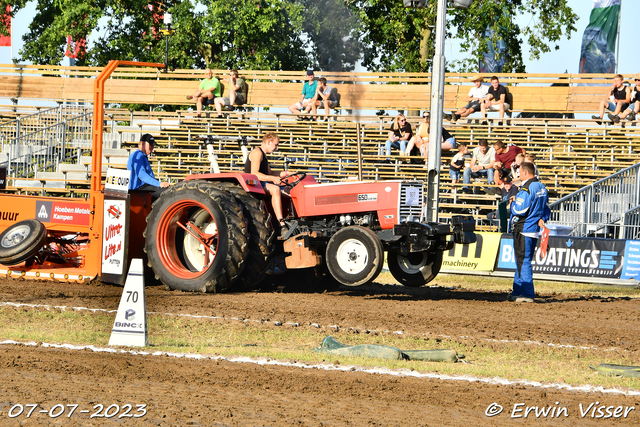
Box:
[144,180,249,293]
[211,183,275,292]
[0,219,47,266]
[325,226,384,287]
[387,250,443,287]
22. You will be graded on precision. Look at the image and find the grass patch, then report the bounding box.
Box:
[1,306,639,392]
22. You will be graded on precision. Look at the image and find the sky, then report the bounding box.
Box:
[1,0,638,75]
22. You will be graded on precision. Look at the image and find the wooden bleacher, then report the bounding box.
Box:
[0,63,632,117]
[2,65,640,230]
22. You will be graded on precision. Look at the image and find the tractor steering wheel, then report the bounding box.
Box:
[279,171,307,189]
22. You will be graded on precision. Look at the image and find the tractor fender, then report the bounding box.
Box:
[183,172,267,195]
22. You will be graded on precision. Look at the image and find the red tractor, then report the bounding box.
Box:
[0,61,475,291]
[142,171,475,292]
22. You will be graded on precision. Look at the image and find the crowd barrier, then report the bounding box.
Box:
[441,231,640,285]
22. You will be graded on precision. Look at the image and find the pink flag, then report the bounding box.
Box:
[0,5,11,47]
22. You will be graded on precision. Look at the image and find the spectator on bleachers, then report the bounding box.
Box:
[404,112,429,157]
[492,140,525,185]
[510,153,525,186]
[445,75,488,122]
[449,143,468,185]
[288,70,317,119]
[384,114,412,162]
[480,76,510,119]
[244,132,290,237]
[619,74,640,122]
[303,77,337,121]
[592,73,630,124]
[405,112,455,160]
[487,174,519,221]
[462,138,495,193]
[214,69,247,115]
[186,68,222,118]
[525,153,540,180]
[127,133,170,201]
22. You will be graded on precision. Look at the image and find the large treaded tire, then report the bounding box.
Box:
[325,226,384,287]
[211,182,275,291]
[0,219,47,266]
[143,180,249,293]
[387,250,443,287]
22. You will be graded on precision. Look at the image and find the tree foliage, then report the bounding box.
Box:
[0,0,309,70]
[346,0,579,73]
[0,0,578,74]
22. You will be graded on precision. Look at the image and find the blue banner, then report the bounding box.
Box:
[497,234,625,279]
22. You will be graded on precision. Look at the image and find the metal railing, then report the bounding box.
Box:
[0,105,92,177]
[621,206,640,240]
[549,163,640,236]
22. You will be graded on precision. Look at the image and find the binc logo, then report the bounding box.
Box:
[35,201,52,222]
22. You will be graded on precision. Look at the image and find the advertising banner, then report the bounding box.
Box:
[620,240,640,280]
[35,200,91,226]
[442,232,502,272]
[496,234,625,279]
[101,199,127,275]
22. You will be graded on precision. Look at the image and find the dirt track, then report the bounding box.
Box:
[1,276,640,426]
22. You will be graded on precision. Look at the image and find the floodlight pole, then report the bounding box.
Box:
[425,0,447,223]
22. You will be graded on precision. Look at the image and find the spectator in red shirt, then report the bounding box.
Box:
[492,140,526,184]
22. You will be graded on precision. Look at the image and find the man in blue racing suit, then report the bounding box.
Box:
[508,162,550,302]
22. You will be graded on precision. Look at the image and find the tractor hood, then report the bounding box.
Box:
[290,180,423,229]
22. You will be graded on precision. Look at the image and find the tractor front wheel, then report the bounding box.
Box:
[387,250,443,287]
[325,226,383,286]
[144,181,248,293]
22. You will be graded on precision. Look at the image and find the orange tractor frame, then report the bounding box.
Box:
[0,61,162,283]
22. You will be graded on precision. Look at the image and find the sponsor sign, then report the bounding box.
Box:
[104,168,131,194]
[102,199,127,275]
[108,259,148,347]
[404,187,420,206]
[35,200,91,226]
[620,240,640,280]
[496,234,624,279]
[442,232,502,272]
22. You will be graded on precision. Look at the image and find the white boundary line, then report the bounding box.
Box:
[1,339,638,397]
[0,301,624,353]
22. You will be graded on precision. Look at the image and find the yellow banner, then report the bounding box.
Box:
[441,232,502,272]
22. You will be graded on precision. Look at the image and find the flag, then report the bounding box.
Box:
[578,0,620,74]
[479,26,506,73]
[0,5,10,47]
[65,35,86,59]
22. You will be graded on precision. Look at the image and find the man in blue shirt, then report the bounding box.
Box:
[127,133,170,200]
[508,162,550,303]
[288,70,318,119]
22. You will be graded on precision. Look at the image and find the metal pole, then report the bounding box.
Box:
[357,123,363,181]
[615,0,622,73]
[164,34,169,73]
[425,0,447,223]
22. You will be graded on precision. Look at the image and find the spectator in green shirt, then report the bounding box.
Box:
[214,69,247,116]
[186,68,221,117]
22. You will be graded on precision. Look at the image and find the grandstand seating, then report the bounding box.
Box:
[1,65,640,230]
[0,63,628,116]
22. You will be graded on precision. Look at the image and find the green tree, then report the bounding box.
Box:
[0,0,309,70]
[347,0,579,73]
[295,0,363,72]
